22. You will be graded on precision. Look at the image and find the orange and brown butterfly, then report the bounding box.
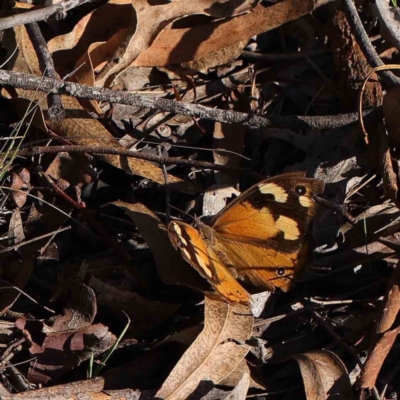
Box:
[168,172,325,305]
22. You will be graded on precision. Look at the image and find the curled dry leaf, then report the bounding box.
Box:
[220,358,265,391]
[43,282,97,333]
[156,295,254,400]
[292,350,352,400]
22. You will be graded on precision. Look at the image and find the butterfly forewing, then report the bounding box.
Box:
[168,221,251,304]
[209,173,324,291]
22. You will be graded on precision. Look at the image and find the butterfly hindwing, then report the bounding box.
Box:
[168,221,251,304]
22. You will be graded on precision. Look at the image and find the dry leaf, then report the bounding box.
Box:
[293,350,352,400]
[220,358,265,390]
[8,208,24,244]
[95,0,259,86]
[225,372,250,400]
[202,184,240,217]
[156,295,253,399]
[134,0,321,68]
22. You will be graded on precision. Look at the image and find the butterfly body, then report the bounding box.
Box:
[168,172,325,304]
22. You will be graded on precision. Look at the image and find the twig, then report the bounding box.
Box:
[25,22,65,121]
[0,225,71,254]
[342,0,400,88]
[16,144,253,175]
[0,0,99,31]
[0,69,379,131]
[158,146,171,223]
[0,278,55,314]
[240,49,331,63]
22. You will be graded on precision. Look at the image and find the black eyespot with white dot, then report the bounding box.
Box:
[276,267,285,277]
[295,185,306,195]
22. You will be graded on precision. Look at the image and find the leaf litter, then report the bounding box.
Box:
[0,0,400,399]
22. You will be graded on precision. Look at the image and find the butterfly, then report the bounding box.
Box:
[168,172,325,305]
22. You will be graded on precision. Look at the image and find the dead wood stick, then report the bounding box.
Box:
[25,22,65,121]
[0,69,377,131]
[17,145,251,175]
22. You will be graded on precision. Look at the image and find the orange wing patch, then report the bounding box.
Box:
[214,201,289,243]
[168,221,251,304]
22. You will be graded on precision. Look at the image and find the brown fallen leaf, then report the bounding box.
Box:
[0,377,142,400]
[8,208,24,245]
[134,0,323,68]
[48,0,132,65]
[220,358,265,391]
[10,168,31,208]
[95,0,259,87]
[225,372,250,400]
[156,295,253,400]
[76,0,325,85]
[292,350,352,400]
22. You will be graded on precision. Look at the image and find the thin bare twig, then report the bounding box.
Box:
[16,144,252,175]
[0,69,378,131]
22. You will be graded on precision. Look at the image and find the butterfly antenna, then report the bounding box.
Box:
[169,204,196,222]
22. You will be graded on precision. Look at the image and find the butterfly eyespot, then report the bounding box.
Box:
[276,267,285,277]
[295,185,306,195]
